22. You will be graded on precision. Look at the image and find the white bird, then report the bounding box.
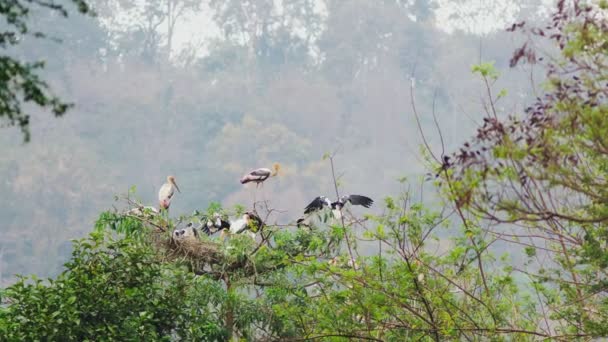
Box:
[296,217,312,229]
[202,212,230,235]
[240,163,280,187]
[304,194,373,219]
[173,222,199,242]
[158,175,180,210]
[229,212,261,234]
[221,212,264,239]
[126,206,159,217]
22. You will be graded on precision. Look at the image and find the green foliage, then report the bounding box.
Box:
[442,0,608,337]
[0,232,227,341]
[471,61,500,80]
[95,211,144,237]
[262,195,539,340]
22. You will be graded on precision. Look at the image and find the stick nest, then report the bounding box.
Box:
[151,230,223,273]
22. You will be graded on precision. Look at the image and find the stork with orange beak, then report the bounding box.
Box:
[240,163,280,187]
[158,175,180,210]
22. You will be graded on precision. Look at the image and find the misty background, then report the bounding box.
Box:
[0,0,552,284]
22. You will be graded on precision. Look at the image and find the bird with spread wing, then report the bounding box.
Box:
[303,194,373,220]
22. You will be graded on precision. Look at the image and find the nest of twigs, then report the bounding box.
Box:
[150,229,223,273]
[147,228,286,280]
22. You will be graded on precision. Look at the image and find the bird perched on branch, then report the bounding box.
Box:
[296,217,311,229]
[221,212,264,239]
[304,194,373,219]
[158,175,180,210]
[202,212,230,235]
[240,163,280,187]
[126,205,158,218]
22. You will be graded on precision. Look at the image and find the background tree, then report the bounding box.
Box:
[438,0,608,337]
[0,0,91,142]
[98,0,202,64]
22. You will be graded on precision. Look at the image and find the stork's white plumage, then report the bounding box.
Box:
[126,206,158,217]
[158,175,180,210]
[240,163,280,187]
[202,212,230,235]
[173,223,199,243]
[224,212,263,239]
[229,213,251,235]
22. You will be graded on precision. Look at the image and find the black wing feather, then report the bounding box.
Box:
[346,195,374,208]
[250,169,271,177]
[304,196,328,214]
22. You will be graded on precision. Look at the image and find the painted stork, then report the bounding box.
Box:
[240,163,280,187]
[202,212,230,235]
[296,217,311,229]
[230,212,263,234]
[304,194,373,219]
[221,211,264,239]
[158,175,180,210]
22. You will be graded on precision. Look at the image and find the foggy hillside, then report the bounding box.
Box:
[0,0,551,283]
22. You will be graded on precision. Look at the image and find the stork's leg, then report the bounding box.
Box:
[158,207,169,230]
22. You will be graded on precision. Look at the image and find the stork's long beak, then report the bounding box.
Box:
[173,181,181,193]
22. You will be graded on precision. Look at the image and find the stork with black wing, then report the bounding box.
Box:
[201,212,231,235]
[303,194,374,220]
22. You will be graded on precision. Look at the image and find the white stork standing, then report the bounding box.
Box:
[158,175,180,211]
[240,163,280,187]
[304,194,373,220]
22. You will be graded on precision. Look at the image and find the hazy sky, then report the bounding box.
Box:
[100,0,553,61]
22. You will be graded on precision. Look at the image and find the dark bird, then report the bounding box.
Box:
[202,212,230,235]
[304,196,332,214]
[304,194,373,219]
[296,217,311,229]
[240,163,280,187]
